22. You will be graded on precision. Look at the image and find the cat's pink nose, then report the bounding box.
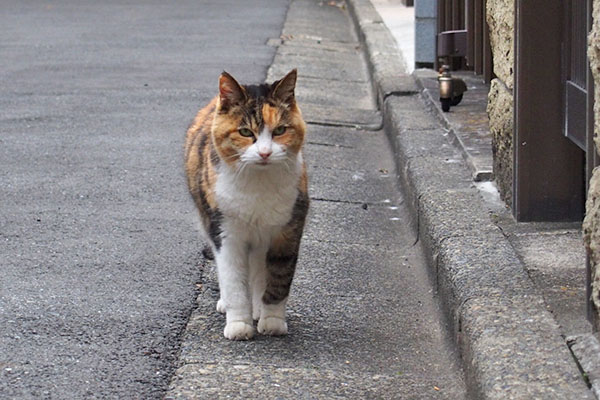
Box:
[259,150,272,160]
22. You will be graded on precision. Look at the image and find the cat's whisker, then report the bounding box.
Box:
[233,161,249,182]
[232,163,244,181]
[221,153,242,162]
[281,158,294,174]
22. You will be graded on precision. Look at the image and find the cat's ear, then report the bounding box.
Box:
[271,69,297,106]
[218,71,247,111]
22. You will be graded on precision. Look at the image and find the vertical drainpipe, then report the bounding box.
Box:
[415,0,437,69]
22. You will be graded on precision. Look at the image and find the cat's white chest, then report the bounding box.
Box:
[215,162,301,229]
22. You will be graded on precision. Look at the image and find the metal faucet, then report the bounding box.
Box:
[438,65,467,112]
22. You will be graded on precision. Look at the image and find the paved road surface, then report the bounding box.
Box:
[1,1,288,398]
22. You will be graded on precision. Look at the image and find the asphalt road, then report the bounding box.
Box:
[0,1,289,398]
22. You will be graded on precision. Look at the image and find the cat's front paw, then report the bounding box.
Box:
[216,298,226,314]
[257,316,288,336]
[224,321,255,341]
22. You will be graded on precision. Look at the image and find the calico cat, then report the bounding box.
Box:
[184,69,309,340]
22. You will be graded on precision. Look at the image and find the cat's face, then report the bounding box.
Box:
[211,70,306,169]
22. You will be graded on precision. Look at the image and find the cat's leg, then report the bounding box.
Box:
[257,247,299,336]
[258,297,289,336]
[248,246,268,321]
[215,237,254,340]
[216,298,226,314]
[196,225,224,313]
[208,247,226,315]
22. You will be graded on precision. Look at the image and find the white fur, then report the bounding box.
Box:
[249,245,268,321]
[212,147,303,340]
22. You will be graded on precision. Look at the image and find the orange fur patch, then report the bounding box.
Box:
[262,104,281,128]
[184,97,219,210]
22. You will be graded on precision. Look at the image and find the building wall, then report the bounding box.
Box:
[486,0,600,318]
[583,0,600,314]
[486,0,514,207]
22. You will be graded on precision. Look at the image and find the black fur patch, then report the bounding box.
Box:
[202,245,214,260]
[192,170,223,251]
[243,83,271,99]
[266,253,296,265]
[207,208,223,251]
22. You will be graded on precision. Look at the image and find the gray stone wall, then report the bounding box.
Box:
[583,0,600,314]
[486,0,514,89]
[487,79,513,206]
[486,0,514,206]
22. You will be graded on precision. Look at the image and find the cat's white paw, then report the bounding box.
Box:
[257,317,288,336]
[216,299,226,314]
[224,321,255,341]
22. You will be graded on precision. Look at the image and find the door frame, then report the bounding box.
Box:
[513,0,585,222]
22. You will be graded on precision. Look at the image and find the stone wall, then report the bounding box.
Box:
[486,0,514,206]
[583,0,600,315]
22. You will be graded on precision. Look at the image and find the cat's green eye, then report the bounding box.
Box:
[272,126,286,136]
[238,128,254,137]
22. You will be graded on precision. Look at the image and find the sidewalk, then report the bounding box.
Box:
[166,0,467,398]
[350,0,597,398]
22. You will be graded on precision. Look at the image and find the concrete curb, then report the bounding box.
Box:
[346,0,594,398]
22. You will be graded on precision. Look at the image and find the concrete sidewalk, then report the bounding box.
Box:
[166,0,467,398]
[348,0,597,398]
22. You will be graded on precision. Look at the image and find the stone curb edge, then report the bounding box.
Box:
[345,0,594,398]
